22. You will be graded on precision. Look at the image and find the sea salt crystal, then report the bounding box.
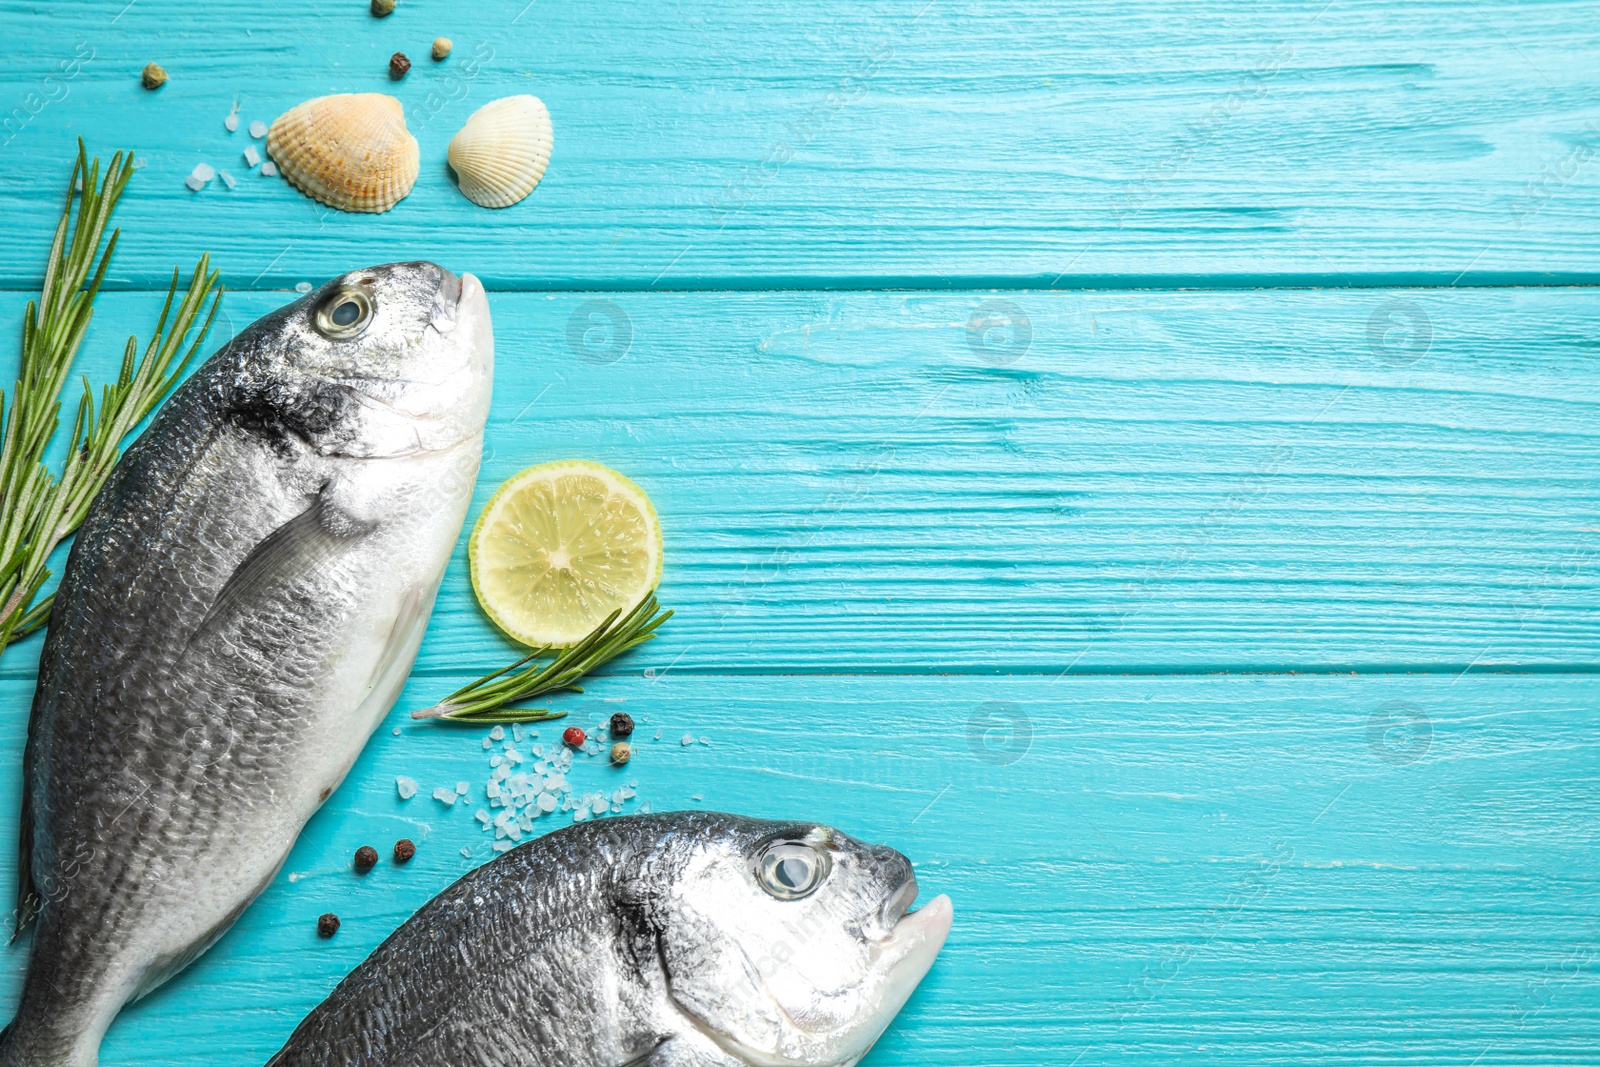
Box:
[185,163,215,191]
[249,119,267,138]
[504,748,522,766]
[461,847,473,857]
[243,145,260,168]
[392,727,401,736]
[582,740,599,756]
[507,824,522,841]
[456,781,470,795]
[433,786,457,806]
[592,797,609,816]
[517,813,533,832]
[395,776,418,800]
[294,282,312,293]
[486,782,501,799]
[218,170,237,190]
[691,794,703,802]
[681,733,694,746]
[538,791,557,812]
[261,161,278,177]
[532,743,545,757]
[224,113,239,132]
[493,840,513,852]
[490,726,505,741]
[512,724,524,742]
[574,807,590,822]
[475,809,490,825]
[490,755,502,767]
[654,729,662,741]
[482,737,493,750]
[131,156,147,170]
[612,789,627,806]
[641,802,652,814]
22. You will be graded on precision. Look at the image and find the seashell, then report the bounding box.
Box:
[267,93,419,213]
[447,95,553,209]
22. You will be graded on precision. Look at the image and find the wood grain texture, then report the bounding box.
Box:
[0,673,1592,1067]
[1,1,1597,1064]
[1,0,1599,288]
[6,286,1598,678]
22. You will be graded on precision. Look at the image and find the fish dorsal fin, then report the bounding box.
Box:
[189,488,372,647]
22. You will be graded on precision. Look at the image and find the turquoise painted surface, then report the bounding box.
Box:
[0,1,1597,1065]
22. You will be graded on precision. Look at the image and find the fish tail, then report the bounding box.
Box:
[0,1013,99,1067]
[0,970,105,1067]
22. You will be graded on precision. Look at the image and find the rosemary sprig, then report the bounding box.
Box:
[0,141,222,652]
[414,593,673,724]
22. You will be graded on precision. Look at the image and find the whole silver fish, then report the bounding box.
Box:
[269,812,952,1067]
[0,261,493,1067]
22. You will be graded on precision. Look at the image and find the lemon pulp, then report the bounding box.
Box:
[469,460,662,647]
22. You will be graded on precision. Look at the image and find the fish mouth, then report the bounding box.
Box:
[878,874,920,932]
[843,890,950,1062]
[868,875,951,989]
[429,267,477,333]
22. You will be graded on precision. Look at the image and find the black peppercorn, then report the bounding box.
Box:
[389,52,411,80]
[393,839,416,864]
[609,712,635,739]
[354,845,379,873]
[317,913,341,938]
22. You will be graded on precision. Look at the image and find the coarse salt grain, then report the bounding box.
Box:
[249,119,267,138]
[261,161,277,177]
[225,113,239,132]
[218,170,237,190]
[395,776,418,800]
[432,786,457,806]
[243,145,260,167]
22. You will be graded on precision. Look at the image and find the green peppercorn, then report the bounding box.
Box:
[140,63,167,90]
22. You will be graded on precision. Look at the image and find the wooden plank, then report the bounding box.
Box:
[0,673,1591,1065]
[1,0,1599,288]
[4,285,1597,677]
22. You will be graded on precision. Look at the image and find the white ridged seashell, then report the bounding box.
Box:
[267,93,419,213]
[447,96,553,209]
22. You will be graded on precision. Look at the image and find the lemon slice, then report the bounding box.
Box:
[469,460,663,647]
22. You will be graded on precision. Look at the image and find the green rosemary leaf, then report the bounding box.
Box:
[0,141,223,654]
[414,593,673,724]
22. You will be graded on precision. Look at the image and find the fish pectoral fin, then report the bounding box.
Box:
[189,489,373,646]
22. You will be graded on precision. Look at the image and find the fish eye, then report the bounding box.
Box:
[313,285,376,340]
[755,840,831,901]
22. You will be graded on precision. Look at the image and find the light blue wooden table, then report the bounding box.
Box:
[2,1,1598,1063]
